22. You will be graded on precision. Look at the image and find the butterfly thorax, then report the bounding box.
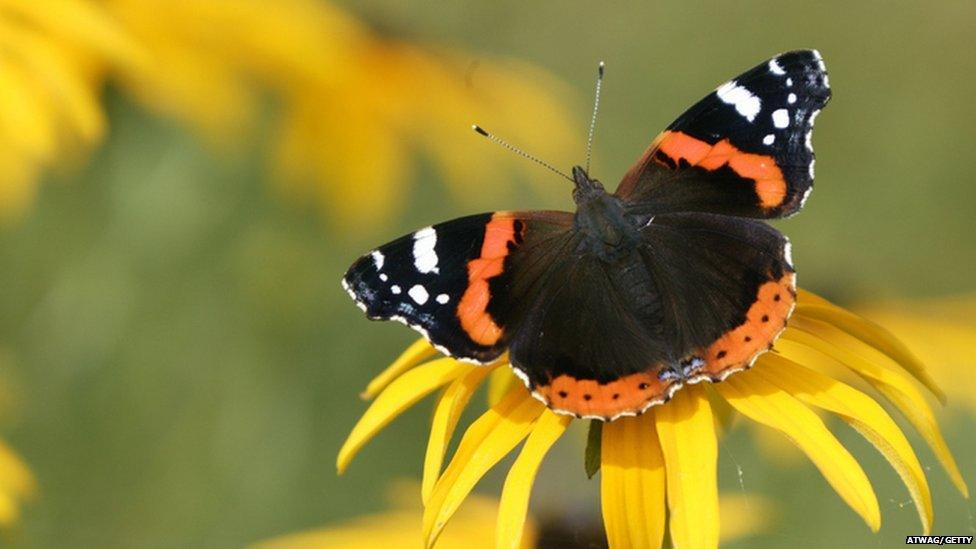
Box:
[572,166,641,262]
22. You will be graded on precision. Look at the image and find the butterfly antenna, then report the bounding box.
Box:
[585,61,605,173]
[471,125,573,182]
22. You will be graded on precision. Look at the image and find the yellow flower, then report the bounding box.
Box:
[854,293,976,415]
[254,481,773,548]
[103,0,579,228]
[0,357,36,526]
[1,1,577,228]
[0,440,34,526]
[0,0,139,221]
[254,481,537,549]
[337,290,968,548]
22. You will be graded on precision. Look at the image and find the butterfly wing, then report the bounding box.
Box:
[342,211,574,363]
[511,212,794,420]
[615,50,830,219]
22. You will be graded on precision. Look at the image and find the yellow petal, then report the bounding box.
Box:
[0,59,57,162]
[423,388,544,548]
[0,441,36,499]
[2,0,145,68]
[0,492,19,527]
[796,301,945,402]
[0,18,105,145]
[704,385,736,433]
[0,148,37,222]
[337,358,473,474]
[782,320,968,497]
[656,385,719,549]
[487,366,520,408]
[361,339,438,399]
[601,411,666,549]
[796,288,834,308]
[495,410,570,549]
[716,371,881,532]
[254,486,530,549]
[757,354,933,533]
[423,366,495,504]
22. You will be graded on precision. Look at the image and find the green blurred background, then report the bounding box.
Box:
[1,0,974,547]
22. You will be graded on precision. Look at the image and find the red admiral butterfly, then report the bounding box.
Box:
[343,50,830,420]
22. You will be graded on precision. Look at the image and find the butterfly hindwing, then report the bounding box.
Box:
[513,212,794,420]
[342,211,573,363]
[616,50,831,219]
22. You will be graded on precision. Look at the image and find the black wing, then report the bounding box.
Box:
[342,211,574,363]
[616,50,831,218]
[510,213,795,420]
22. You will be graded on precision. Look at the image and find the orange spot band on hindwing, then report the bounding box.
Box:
[456,214,518,346]
[655,130,788,209]
[531,272,797,420]
[701,272,796,377]
[535,370,668,420]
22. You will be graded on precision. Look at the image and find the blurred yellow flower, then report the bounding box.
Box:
[337,290,967,548]
[254,481,773,548]
[0,440,34,526]
[1,0,578,228]
[855,293,976,415]
[0,356,36,527]
[104,0,579,226]
[254,481,535,549]
[0,0,138,221]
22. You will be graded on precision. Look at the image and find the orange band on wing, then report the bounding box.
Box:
[456,214,518,346]
[532,273,796,420]
[701,272,795,377]
[534,370,669,419]
[655,130,788,209]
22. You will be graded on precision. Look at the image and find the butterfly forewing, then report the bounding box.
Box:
[342,211,573,363]
[616,49,830,218]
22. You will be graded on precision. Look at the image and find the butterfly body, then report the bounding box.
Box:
[344,50,830,420]
[571,167,643,262]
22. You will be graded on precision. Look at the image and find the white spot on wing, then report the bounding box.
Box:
[808,158,816,179]
[788,93,797,104]
[786,77,793,87]
[763,134,775,145]
[391,285,401,294]
[408,284,429,305]
[768,58,786,75]
[379,273,388,282]
[436,293,450,304]
[812,49,826,71]
[371,251,385,270]
[783,239,794,267]
[412,227,439,274]
[772,109,790,129]
[716,81,761,122]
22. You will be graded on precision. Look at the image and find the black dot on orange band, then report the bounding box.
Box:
[762,315,770,322]
[744,336,752,342]
[774,293,781,302]
[717,350,727,359]
[558,391,568,398]
[583,394,592,401]
[612,393,620,400]
[638,383,649,390]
